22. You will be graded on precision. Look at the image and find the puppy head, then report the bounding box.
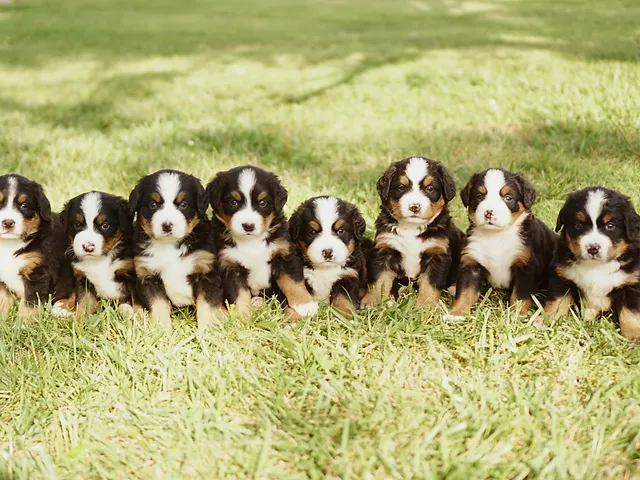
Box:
[290,196,365,268]
[128,170,207,241]
[460,168,535,229]
[0,174,51,240]
[207,166,287,240]
[62,191,132,259]
[555,187,640,261]
[376,156,456,225]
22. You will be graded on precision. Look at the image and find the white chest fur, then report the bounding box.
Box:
[138,241,196,307]
[304,266,357,301]
[465,223,526,289]
[221,238,278,295]
[0,239,28,297]
[560,260,630,313]
[74,256,126,300]
[377,224,439,279]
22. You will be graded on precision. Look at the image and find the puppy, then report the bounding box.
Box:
[545,187,640,339]
[0,174,69,317]
[128,170,223,331]
[289,196,367,312]
[53,191,136,317]
[445,168,556,320]
[366,156,464,307]
[206,166,318,319]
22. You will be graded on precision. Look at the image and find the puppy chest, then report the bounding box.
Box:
[141,244,196,307]
[0,242,28,297]
[560,261,629,312]
[465,230,524,289]
[380,230,427,279]
[304,266,356,301]
[74,257,125,300]
[223,240,274,295]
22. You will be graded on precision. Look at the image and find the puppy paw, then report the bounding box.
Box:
[52,301,74,318]
[291,301,319,317]
[532,317,548,331]
[118,303,136,319]
[442,313,465,322]
[251,296,265,308]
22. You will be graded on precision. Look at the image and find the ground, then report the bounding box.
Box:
[0,0,639,478]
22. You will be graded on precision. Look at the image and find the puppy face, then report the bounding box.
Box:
[129,170,208,241]
[62,191,132,258]
[207,166,288,240]
[460,169,535,229]
[376,156,456,225]
[290,196,365,268]
[556,187,640,261]
[0,174,51,240]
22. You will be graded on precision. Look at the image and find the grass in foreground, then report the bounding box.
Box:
[0,0,639,478]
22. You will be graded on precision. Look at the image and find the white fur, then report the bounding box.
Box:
[464,213,529,289]
[307,197,351,267]
[292,301,319,317]
[73,192,104,257]
[74,256,127,300]
[304,265,357,301]
[0,238,28,297]
[230,168,264,238]
[474,169,513,228]
[152,173,188,240]
[220,234,279,295]
[136,241,195,306]
[0,177,24,239]
[400,157,431,223]
[580,189,611,260]
[560,260,631,314]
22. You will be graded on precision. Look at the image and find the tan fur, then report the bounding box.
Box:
[262,212,276,232]
[215,207,232,230]
[398,175,409,186]
[76,290,99,319]
[333,218,345,230]
[114,258,135,276]
[478,185,487,195]
[271,238,291,258]
[96,214,107,225]
[544,295,574,318]
[196,295,222,330]
[448,286,481,317]
[0,192,4,203]
[332,293,355,313]
[150,297,172,332]
[16,193,27,204]
[233,288,252,317]
[190,250,216,275]
[416,274,441,307]
[510,201,527,223]
[18,252,42,280]
[134,258,157,279]
[185,215,200,236]
[176,192,186,203]
[17,299,37,319]
[277,274,314,308]
[151,192,161,203]
[0,286,16,314]
[618,308,640,340]
[309,220,321,232]
[510,289,533,316]
[140,217,154,237]
[425,195,445,222]
[22,214,41,237]
[608,239,630,261]
[102,229,123,255]
[369,270,396,305]
[388,198,404,221]
[576,211,586,223]
[256,191,268,201]
[420,175,433,189]
[602,213,614,224]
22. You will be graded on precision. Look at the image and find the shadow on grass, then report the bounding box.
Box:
[0,0,638,71]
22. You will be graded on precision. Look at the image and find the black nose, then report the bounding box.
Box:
[322,249,333,260]
[587,244,601,256]
[484,209,494,219]
[409,203,421,214]
[82,243,95,253]
[2,219,15,230]
[242,223,255,233]
[162,222,173,233]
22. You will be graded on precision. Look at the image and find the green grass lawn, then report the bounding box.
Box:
[1,0,640,478]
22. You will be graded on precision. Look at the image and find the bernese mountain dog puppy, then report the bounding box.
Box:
[206,166,318,319]
[52,191,136,318]
[289,196,367,313]
[0,174,69,317]
[128,170,223,331]
[365,156,464,307]
[444,168,556,320]
[544,187,640,339]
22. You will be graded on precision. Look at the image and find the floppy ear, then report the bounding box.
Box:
[376,165,396,200]
[439,165,457,202]
[288,208,302,242]
[351,206,366,240]
[273,181,288,213]
[205,175,224,210]
[59,201,71,233]
[623,200,640,241]
[514,173,537,209]
[128,182,144,217]
[196,181,208,217]
[555,202,569,233]
[459,175,476,208]
[118,198,134,236]
[35,184,52,222]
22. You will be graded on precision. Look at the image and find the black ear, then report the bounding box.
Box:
[35,184,52,222]
[555,201,569,233]
[59,201,71,233]
[623,201,640,240]
[196,181,208,217]
[514,173,537,209]
[459,175,476,208]
[118,198,134,236]
[273,181,288,212]
[351,205,366,239]
[206,175,224,210]
[376,165,396,200]
[288,207,302,242]
[438,165,457,202]
[128,182,144,217]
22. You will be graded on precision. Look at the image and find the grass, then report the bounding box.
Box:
[1,0,639,478]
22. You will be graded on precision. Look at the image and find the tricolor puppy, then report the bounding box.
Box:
[366,156,464,307]
[53,191,136,317]
[545,187,640,339]
[0,174,68,317]
[289,196,367,312]
[445,168,556,320]
[206,166,318,319]
[128,170,223,331]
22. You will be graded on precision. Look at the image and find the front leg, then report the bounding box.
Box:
[365,247,400,305]
[0,283,16,315]
[75,277,99,319]
[544,270,577,318]
[613,286,640,340]
[416,253,451,308]
[194,267,225,330]
[510,266,540,317]
[444,260,488,320]
[19,269,52,319]
[330,275,360,313]
[272,252,318,318]
[137,275,172,332]
[222,264,252,318]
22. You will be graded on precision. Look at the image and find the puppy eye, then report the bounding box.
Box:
[574,222,584,231]
[19,202,29,211]
[308,229,318,237]
[425,185,435,193]
[605,222,616,231]
[257,199,268,208]
[397,184,407,191]
[73,221,83,230]
[336,228,345,235]
[228,199,238,207]
[149,201,158,210]
[178,201,188,210]
[503,194,513,202]
[476,193,484,200]
[100,222,110,231]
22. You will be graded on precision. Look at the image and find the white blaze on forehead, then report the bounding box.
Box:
[80,192,102,229]
[0,176,24,237]
[231,168,264,238]
[1,176,17,209]
[473,169,515,229]
[314,196,339,231]
[238,168,257,202]
[483,169,506,196]
[157,172,181,205]
[580,189,611,260]
[405,157,428,189]
[585,189,606,225]
[308,196,349,267]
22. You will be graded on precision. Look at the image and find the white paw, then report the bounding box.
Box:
[251,296,265,308]
[118,303,135,318]
[52,301,73,318]
[442,314,465,322]
[292,301,319,317]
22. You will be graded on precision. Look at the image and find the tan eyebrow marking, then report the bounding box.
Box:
[151,192,161,203]
[17,193,27,203]
[0,192,4,203]
[176,192,186,203]
[603,213,614,223]
[231,191,242,201]
[399,176,410,186]
[257,191,268,201]
[421,176,434,189]
[75,213,85,224]
[309,220,321,232]
[478,185,487,195]
[96,214,107,225]
[576,211,586,222]
[333,219,345,230]
[499,186,512,196]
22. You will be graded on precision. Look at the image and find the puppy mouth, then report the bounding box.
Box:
[0,231,21,239]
